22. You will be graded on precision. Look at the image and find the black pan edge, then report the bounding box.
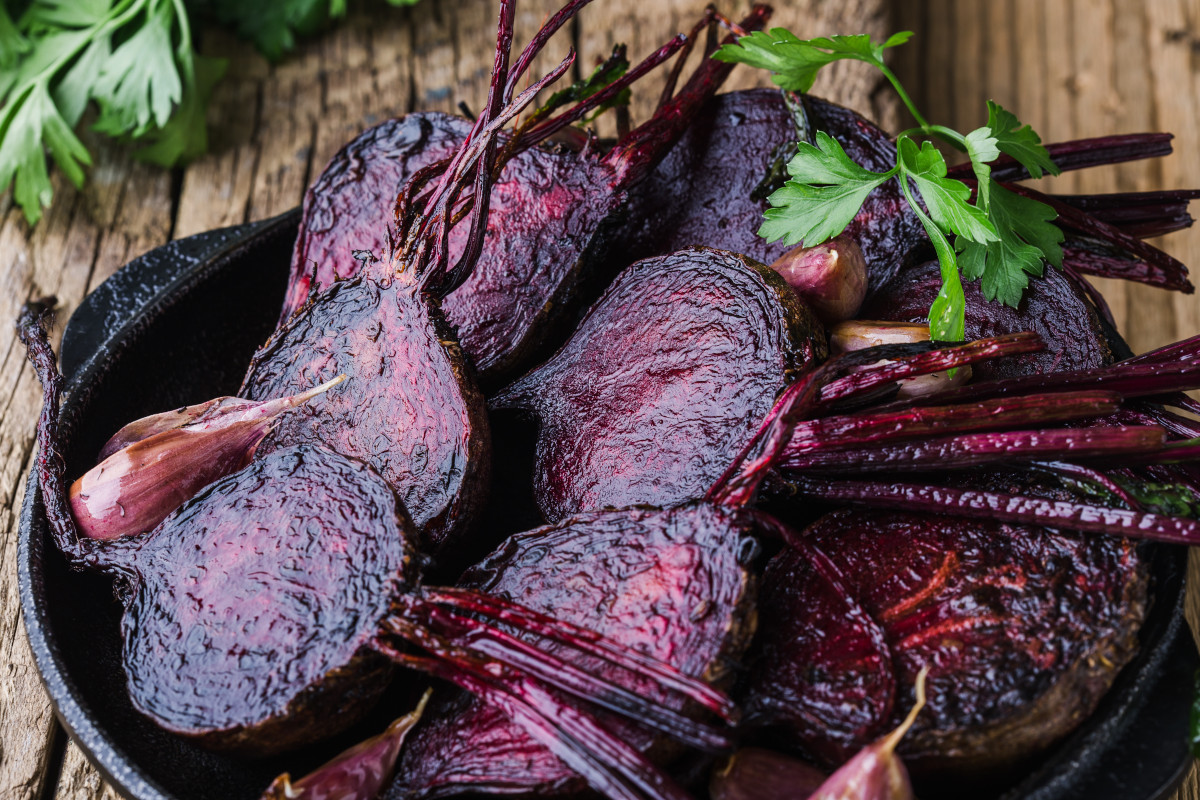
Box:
[17,212,1200,800]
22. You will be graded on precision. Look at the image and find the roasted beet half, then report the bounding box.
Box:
[861,259,1113,380]
[744,508,1148,775]
[279,8,773,386]
[492,246,826,522]
[282,112,473,321]
[242,276,489,557]
[612,89,926,295]
[390,501,759,799]
[118,445,415,756]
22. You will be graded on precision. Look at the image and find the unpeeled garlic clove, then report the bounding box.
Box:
[828,320,971,399]
[807,669,928,800]
[261,691,430,800]
[70,375,346,541]
[770,236,868,325]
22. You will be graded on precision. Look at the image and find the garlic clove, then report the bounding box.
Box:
[770,236,868,325]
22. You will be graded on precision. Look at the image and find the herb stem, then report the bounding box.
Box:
[877,62,930,131]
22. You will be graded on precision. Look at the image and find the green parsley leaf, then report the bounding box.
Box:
[0,82,91,224]
[713,29,911,93]
[963,125,999,208]
[0,5,31,72]
[898,172,965,342]
[91,1,184,136]
[22,0,114,31]
[957,181,1064,306]
[986,100,1060,178]
[897,136,997,245]
[136,53,226,167]
[759,131,894,246]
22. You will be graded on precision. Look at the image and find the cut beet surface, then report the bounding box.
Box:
[493,246,826,522]
[119,445,415,756]
[743,539,896,766]
[861,259,1113,380]
[280,8,773,386]
[242,275,490,558]
[390,501,760,799]
[749,508,1148,774]
[613,89,927,295]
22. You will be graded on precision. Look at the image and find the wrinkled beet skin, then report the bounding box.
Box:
[242,276,490,558]
[120,446,416,756]
[494,247,826,522]
[390,502,759,799]
[758,509,1146,773]
[280,109,626,384]
[614,90,925,295]
[744,548,895,765]
[862,260,1113,379]
[282,113,472,323]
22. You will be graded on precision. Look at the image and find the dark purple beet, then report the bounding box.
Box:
[119,445,414,756]
[390,501,759,798]
[492,246,826,522]
[614,89,926,295]
[743,540,896,766]
[749,508,1148,773]
[281,112,473,321]
[241,274,489,557]
[279,9,773,386]
[861,259,1112,380]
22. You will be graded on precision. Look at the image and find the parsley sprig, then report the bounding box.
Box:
[714,30,1064,341]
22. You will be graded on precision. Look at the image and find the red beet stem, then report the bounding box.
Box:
[1027,461,1143,510]
[817,332,1045,407]
[517,35,688,149]
[786,391,1121,456]
[1124,333,1200,366]
[1053,190,1200,238]
[403,603,733,751]
[782,426,1167,474]
[946,133,1175,182]
[1005,182,1194,293]
[504,0,594,102]
[377,645,689,800]
[906,353,1200,408]
[601,4,773,187]
[427,586,736,720]
[787,477,1200,544]
[16,300,105,570]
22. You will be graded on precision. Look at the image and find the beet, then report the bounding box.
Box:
[492,246,826,522]
[119,445,414,755]
[241,275,490,556]
[861,259,1112,380]
[390,501,760,798]
[747,509,1148,773]
[613,89,926,295]
[281,112,473,322]
[279,8,772,385]
[743,539,896,765]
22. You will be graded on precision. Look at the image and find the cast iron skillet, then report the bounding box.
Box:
[17,210,1200,800]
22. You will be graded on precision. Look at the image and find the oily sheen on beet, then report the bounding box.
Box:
[119,445,414,756]
[389,502,759,798]
[492,246,825,521]
[746,509,1147,773]
[614,89,926,295]
[241,274,490,558]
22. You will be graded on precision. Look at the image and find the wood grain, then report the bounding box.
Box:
[2,0,1197,798]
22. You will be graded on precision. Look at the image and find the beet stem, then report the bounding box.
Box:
[426,586,736,720]
[945,133,1175,182]
[787,477,1200,544]
[375,645,691,800]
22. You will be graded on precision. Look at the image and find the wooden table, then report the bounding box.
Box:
[1,0,1197,797]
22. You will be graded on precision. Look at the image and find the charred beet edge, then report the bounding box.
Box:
[745,509,1146,774]
[492,246,825,522]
